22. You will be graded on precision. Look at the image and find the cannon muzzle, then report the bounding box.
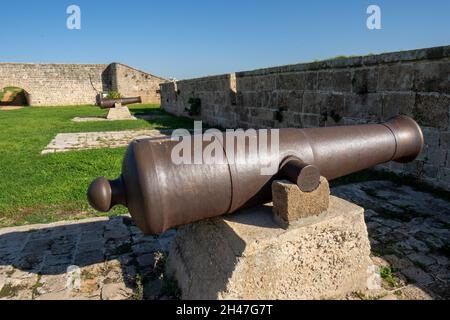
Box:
[98,97,142,109]
[87,116,423,235]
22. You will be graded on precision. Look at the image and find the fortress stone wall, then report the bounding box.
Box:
[0,62,166,106]
[160,45,450,190]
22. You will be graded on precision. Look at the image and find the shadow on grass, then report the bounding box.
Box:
[129,106,195,131]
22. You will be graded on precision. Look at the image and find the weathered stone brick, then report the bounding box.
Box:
[352,68,378,94]
[391,162,405,172]
[344,93,382,121]
[254,75,277,91]
[249,108,258,117]
[341,117,367,126]
[423,164,439,179]
[403,160,423,175]
[301,114,320,127]
[236,76,255,91]
[440,131,450,149]
[422,127,440,147]
[240,91,258,107]
[318,71,352,92]
[426,148,447,166]
[276,72,317,91]
[318,93,345,125]
[257,108,277,121]
[414,61,450,94]
[438,168,450,184]
[382,92,416,120]
[377,64,414,91]
[259,119,276,128]
[284,111,303,127]
[276,90,303,112]
[260,91,277,109]
[302,92,321,114]
[447,151,450,168]
[413,94,450,129]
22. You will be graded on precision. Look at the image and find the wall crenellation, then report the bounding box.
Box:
[160,45,450,191]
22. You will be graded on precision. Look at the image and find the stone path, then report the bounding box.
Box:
[0,216,177,300]
[0,180,449,300]
[333,180,450,300]
[41,129,171,154]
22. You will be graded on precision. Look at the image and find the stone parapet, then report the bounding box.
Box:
[160,45,450,191]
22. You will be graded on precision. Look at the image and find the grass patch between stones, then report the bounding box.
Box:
[379,266,398,288]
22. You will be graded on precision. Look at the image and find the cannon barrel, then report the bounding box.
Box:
[98,97,142,109]
[87,116,423,235]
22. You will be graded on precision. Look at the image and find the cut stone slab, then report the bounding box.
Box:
[272,177,330,228]
[41,129,171,154]
[167,196,373,300]
[106,106,136,120]
[0,106,24,111]
[72,114,169,122]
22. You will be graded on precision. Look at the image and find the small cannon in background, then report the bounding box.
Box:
[97,96,142,109]
[95,96,142,120]
[87,116,424,235]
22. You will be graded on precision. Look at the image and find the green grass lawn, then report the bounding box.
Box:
[0,104,193,227]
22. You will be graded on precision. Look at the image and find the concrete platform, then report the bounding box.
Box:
[106,106,136,120]
[167,196,373,300]
[41,129,170,154]
[72,114,169,122]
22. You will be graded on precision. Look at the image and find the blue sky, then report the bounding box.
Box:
[0,0,449,79]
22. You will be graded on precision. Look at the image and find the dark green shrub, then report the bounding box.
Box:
[106,90,122,99]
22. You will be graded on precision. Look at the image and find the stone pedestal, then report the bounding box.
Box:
[106,105,136,120]
[167,195,373,300]
[272,177,330,228]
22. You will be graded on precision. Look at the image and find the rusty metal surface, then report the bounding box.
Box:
[87,116,424,235]
[98,97,142,109]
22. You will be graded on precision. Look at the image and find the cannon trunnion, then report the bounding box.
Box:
[87,116,424,235]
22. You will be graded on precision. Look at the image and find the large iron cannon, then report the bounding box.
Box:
[98,96,142,109]
[87,116,424,235]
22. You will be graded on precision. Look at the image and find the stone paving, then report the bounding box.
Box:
[41,129,171,154]
[0,180,449,300]
[333,180,450,300]
[0,216,178,300]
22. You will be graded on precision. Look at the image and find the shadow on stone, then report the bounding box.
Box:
[332,180,450,300]
[0,216,177,300]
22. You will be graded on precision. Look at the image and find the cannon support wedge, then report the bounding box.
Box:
[87,116,424,235]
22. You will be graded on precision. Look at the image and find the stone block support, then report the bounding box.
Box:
[167,196,372,300]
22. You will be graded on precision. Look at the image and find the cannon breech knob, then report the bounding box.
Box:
[87,176,127,212]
